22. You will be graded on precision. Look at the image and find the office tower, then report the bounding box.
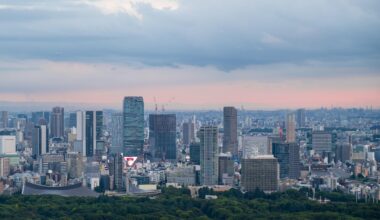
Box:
[123,97,144,156]
[110,113,123,154]
[272,142,300,179]
[0,136,16,155]
[76,111,103,157]
[312,131,332,154]
[190,142,201,165]
[69,112,77,128]
[51,107,64,138]
[335,143,352,163]
[0,111,8,128]
[268,135,283,155]
[31,111,50,125]
[218,153,234,185]
[286,112,296,143]
[32,125,49,157]
[242,136,270,158]
[149,114,177,160]
[0,157,10,177]
[241,155,279,192]
[223,107,238,156]
[182,121,195,146]
[296,109,306,128]
[76,111,83,141]
[199,125,219,186]
[109,153,123,192]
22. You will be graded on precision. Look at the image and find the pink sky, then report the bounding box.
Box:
[0,60,379,110]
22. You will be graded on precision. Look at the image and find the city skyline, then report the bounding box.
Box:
[0,0,379,109]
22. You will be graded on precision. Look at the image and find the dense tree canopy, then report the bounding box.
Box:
[0,187,378,219]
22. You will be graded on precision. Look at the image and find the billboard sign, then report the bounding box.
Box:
[123,156,138,167]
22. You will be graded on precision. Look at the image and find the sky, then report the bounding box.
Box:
[0,0,379,110]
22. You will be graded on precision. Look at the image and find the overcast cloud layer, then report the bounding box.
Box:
[0,0,379,109]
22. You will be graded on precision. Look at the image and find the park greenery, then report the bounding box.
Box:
[0,187,379,219]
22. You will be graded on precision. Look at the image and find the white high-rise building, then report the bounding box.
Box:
[0,136,16,155]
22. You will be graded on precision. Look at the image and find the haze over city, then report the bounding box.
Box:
[0,0,379,109]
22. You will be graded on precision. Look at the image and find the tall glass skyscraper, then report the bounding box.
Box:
[272,142,300,179]
[123,97,144,156]
[149,114,177,160]
[76,110,103,157]
[110,113,123,154]
[223,106,238,156]
[51,107,64,138]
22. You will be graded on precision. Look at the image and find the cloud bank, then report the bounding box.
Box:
[0,0,379,108]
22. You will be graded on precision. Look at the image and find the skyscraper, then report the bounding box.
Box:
[190,142,201,165]
[110,113,123,154]
[199,125,219,186]
[123,97,144,156]
[149,114,177,160]
[296,108,306,128]
[68,112,77,128]
[182,121,195,146]
[0,111,8,128]
[241,155,279,192]
[0,157,10,177]
[31,111,50,126]
[218,153,234,185]
[109,153,123,192]
[50,107,64,138]
[76,111,103,157]
[272,142,300,179]
[312,131,332,154]
[32,125,49,157]
[286,112,296,143]
[335,143,352,163]
[223,107,238,156]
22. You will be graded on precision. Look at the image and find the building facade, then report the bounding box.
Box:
[296,108,306,128]
[242,135,270,158]
[182,121,195,146]
[149,114,177,160]
[312,131,332,154]
[286,112,296,143]
[50,107,64,138]
[272,142,300,179]
[241,155,279,192]
[190,142,201,165]
[335,143,352,163]
[123,97,144,156]
[0,111,8,129]
[32,125,49,157]
[76,111,103,157]
[0,135,16,155]
[110,113,123,154]
[223,107,238,156]
[199,126,219,186]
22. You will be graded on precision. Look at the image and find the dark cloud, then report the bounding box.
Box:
[0,0,379,70]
